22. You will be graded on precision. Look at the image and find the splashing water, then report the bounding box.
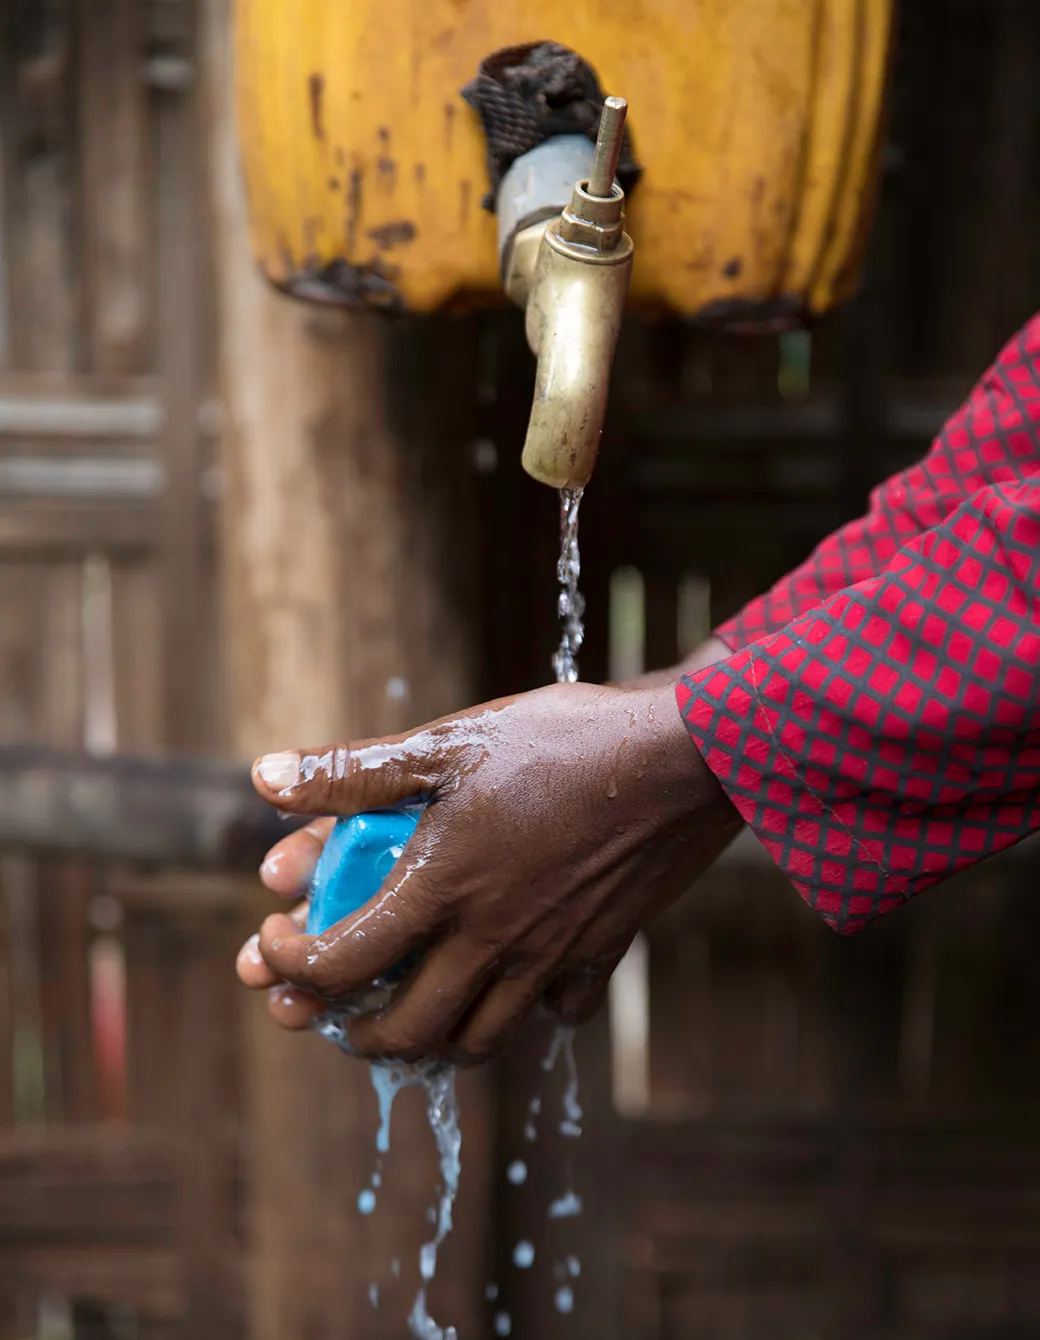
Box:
[408,1065,462,1340]
[494,496,589,1323]
[554,1286,575,1315]
[323,489,590,1338]
[548,1190,583,1220]
[552,489,585,684]
[541,1024,583,1138]
[512,1240,535,1269]
[316,1007,461,1340]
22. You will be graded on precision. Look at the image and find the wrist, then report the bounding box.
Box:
[615,684,739,831]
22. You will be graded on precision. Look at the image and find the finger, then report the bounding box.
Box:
[237,902,311,991]
[451,970,549,1064]
[259,819,336,897]
[345,935,494,1063]
[257,845,442,997]
[251,733,437,817]
[236,932,279,989]
[267,984,326,1030]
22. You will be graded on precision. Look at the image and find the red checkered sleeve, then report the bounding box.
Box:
[716,314,1040,650]
[678,318,1040,935]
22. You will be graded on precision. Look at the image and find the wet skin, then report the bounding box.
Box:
[237,639,740,1064]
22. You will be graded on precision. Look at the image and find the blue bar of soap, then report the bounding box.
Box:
[307,803,423,939]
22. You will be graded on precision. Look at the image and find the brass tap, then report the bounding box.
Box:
[502,98,635,490]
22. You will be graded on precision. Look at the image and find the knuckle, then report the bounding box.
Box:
[305,956,348,998]
[359,1019,422,1065]
[298,745,350,810]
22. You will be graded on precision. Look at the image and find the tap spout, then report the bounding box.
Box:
[496,97,635,489]
[521,215,633,489]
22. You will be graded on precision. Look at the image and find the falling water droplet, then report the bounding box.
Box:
[548,1191,583,1220]
[555,1286,575,1315]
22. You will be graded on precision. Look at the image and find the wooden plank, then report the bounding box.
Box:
[0,744,297,868]
[0,1248,183,1319]
[0,1128,182,1239]
[37,861,96,1123]
[154,23,211,756]
[0,562,48,739]
[0,500,157,553]
[0,373,161,437]
[77,0,150,376]
[123,904,242,1130]
[0,369,159,400]
[123,899,246,1336]
[0,0,80,374]
[39,562,83,747]
[110,559,165,753]
[624,1115,1040,1246]
[0,880,13,1130]
[1,862,46,1131]
[106,870,254,914]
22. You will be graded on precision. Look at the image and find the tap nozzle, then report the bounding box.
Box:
[518,98,634,491]
[588,96,627,199]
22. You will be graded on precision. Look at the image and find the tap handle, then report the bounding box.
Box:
[588,96,627,199]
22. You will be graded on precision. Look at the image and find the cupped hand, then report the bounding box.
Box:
[237,682,742,1064]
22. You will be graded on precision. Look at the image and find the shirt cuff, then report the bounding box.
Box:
[676,649,912,935]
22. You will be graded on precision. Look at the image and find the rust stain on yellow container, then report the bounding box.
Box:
[235,0,894,321]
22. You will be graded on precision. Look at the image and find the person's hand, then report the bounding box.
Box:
[236,682,742,1064]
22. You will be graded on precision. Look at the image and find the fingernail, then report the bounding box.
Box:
[242,933,263,966]
[256,751,300,791]
[259,850,282,881]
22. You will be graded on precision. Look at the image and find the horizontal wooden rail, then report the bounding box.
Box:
[0,745,301,869]
[0,1128,240,1317]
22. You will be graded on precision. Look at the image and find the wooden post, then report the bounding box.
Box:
[201,5,491,1338]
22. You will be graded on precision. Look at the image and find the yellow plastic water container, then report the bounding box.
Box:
[235,0,895,325]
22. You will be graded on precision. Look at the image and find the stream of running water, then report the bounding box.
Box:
[489,488,588,1336]
[325,486,589,1338]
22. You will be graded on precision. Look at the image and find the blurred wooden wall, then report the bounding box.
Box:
[1,2,1040,1340]
[0,2,243,1338]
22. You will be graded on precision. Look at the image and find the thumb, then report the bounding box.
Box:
[252,733,440,816]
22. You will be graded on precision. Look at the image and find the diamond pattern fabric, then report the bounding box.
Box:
[678,316,1040,932]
